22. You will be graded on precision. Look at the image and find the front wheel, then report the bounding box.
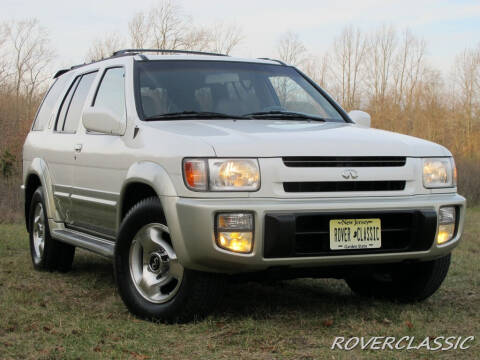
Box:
[114,197,224,323]
[345,254,451,302]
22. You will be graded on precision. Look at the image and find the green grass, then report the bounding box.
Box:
[0,209,479,359]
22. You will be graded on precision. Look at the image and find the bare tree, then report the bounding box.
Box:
[7,20,50,99]
[0,23,10,86]
[5,19,54,125]
[126,2,244,55]
[301,54,330,89]
[129,12,151,48]
[367,25,396,105]
[331,26,367,110]
[86,32,124,62]
[149,0,186,49]
[452,47,480,151]
[277,31,306,66]
[181,26,211,51]
[393,30,426,107]
[207,22,243,55]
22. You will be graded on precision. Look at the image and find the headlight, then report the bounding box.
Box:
[422,158,455,188]
[183,158,260,191]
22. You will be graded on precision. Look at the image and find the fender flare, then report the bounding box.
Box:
[118,161,178,226]
[24,158,61,221]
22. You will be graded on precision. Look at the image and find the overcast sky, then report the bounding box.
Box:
[2,0,479,74]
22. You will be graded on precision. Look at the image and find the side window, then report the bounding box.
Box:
[63,72,97,132]
[55,76,81,131]
[32,75,70,131]
[93,67,125,119]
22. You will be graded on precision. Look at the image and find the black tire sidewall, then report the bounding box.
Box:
[28,187,57,270]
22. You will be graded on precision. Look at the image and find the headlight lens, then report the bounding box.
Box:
[422,158,455,188]
[209,159,260,191]
[183,158,260,191]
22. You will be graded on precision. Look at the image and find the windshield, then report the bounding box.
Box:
[134,60,346,122]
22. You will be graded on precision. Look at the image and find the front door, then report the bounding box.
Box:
[70,67,127,239]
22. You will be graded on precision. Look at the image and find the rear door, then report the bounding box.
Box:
[47,71,98,223]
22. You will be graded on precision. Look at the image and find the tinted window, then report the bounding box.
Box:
[62,72,97,132]
[135,61,344,121]
[32,74,71,131]
[94,67,125,119]
[56,76,81,131]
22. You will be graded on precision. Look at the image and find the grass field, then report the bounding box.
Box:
[0,209,479,359]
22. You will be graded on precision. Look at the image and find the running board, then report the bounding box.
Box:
[52,229,115,258]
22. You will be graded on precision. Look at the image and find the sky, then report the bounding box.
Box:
[2,0,480,74]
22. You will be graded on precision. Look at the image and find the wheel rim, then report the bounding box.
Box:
[128,223,184,304]
[32,202,45,262]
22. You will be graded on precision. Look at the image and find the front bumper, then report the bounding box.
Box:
[161,193,466,273]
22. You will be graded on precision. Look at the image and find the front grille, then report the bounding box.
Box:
[263,210,436,258]
[283,181,406,192]
[282,156,406,167]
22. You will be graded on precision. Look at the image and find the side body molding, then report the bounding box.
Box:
[24,158,61,221]
[118,161,178,226]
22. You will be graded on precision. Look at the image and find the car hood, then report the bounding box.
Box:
[143,119,450,157]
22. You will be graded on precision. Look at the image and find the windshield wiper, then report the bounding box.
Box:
[144,111,249,121]
[243,111,326,121]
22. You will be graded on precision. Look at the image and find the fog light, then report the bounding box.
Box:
[437,206,456,245]
[218,232,253,253]
[216,213,253,253]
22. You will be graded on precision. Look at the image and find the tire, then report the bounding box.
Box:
[345,255,451,302]
[29,187,75,272]
[114,197,224,323]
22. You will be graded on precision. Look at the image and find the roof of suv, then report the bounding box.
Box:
[137,54,282,65]
[54,49,286,78]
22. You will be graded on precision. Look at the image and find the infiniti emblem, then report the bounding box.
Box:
[341,169,359,179]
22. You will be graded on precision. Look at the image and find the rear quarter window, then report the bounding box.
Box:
[32,74,71,131]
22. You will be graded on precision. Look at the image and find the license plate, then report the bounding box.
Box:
[329,218,381,250]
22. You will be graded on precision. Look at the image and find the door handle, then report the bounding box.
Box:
[74,144,83,152]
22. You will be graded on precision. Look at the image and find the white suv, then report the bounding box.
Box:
[22,49,466,322]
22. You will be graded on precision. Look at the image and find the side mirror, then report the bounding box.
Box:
[82,107,126,135]
[348,110,371,128]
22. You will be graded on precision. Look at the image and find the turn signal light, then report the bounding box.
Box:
[183,159,207,191]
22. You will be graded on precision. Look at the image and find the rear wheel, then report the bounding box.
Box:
[345,255,451,302]
[29,187,75,272]
[114,197,224,323]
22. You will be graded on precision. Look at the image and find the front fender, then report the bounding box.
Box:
[118,161,178,224]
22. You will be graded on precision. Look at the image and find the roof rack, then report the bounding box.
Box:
[112,49,228,57]
[257,57,287,66]
[53,49,229,79]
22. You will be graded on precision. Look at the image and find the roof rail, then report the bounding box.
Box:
[53,69,70,78]
[53,48,229,79]
[112,49,228,57]
[257,57,287,66]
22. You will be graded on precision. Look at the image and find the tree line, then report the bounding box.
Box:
[0,1,478,221]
